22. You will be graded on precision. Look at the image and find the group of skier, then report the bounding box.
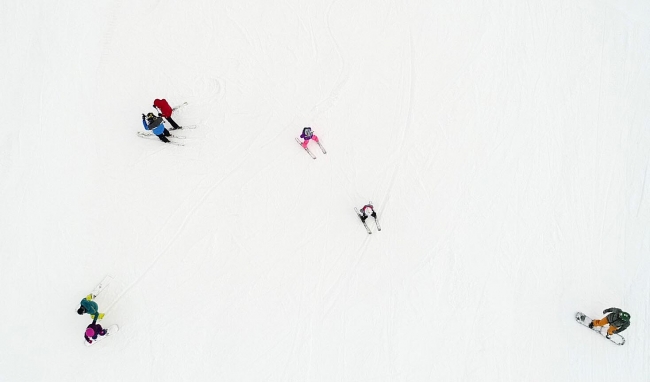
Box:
[133,100,632,347]
[141,98,184,143]
[296,125,632,340]
[295,127,381,233]
[77,294,107,344]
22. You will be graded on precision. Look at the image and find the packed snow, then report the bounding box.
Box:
[1,0,649,381]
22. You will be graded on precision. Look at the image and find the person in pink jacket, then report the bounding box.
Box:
[299,127,320,149]
[84,317,107,344]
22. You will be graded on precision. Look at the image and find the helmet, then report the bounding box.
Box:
[85,328,96,337]
[77,306,86,315]
[146,112,155,121]
[620,312,631,321]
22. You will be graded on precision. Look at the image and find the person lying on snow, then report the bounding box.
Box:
[142,112,172,143]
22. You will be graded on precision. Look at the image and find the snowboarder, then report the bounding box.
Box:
[142,112,172,143]
[77,294,105,320]
[84,316,108,344]
[589,307,631,338]
[358,203,377,223]
[153,98,182,130]
[299,127,320,149]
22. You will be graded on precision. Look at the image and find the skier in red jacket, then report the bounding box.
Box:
[153,99,182,130]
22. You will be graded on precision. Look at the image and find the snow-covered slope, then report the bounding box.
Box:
[1,1,649,381]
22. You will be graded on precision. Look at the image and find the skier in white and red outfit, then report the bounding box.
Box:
[359,203,377,223]
[153,98,182,130]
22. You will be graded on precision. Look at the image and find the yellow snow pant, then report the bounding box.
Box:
[591,317,617,335]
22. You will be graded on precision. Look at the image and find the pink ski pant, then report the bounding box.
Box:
[301,135,319,148]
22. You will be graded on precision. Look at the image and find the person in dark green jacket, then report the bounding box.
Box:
[589,307,631,338]
[77,294,105,320]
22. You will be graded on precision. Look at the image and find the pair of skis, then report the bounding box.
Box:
[140,101,195,146]
[137,125,198,146]
[296,138,327,159]
[354,206,381,234]
[138,131,185,139]
[137,132,185,146]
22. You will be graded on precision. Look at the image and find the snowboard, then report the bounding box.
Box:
[575,312,625,345]
[89,276,113,299]
[76,276,112,319]
[85,324,119,347]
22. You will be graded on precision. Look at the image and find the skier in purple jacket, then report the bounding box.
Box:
[299,127,320,149]
[84,317,107,344]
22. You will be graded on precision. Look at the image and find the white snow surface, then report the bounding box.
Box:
[2,1,650,381]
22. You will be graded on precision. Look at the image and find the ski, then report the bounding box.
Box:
[172,101,188,112]
[317,141,327,154]
[137,132,157,139]
[354,207,372,234]
[137,132,185,146]
[368,201,381,231]
[575,312,625,345]
[170,125,197,130]
[85,324,120,347]
[138,132,185,139]
[296,138,316,159]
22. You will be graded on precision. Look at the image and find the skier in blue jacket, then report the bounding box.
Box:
[142,112,172,143]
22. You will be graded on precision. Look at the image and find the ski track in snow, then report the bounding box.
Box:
[1,1,650,381]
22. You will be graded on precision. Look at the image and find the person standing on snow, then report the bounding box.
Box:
[142,112,172,143]
[153,98,182,130]
[589,307,631,338]
[299,127,320,149]
[77,294,105,320]
[84,316,108,344]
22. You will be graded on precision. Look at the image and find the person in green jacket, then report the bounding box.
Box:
[589,307,631,338]
[77,294,105,320]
